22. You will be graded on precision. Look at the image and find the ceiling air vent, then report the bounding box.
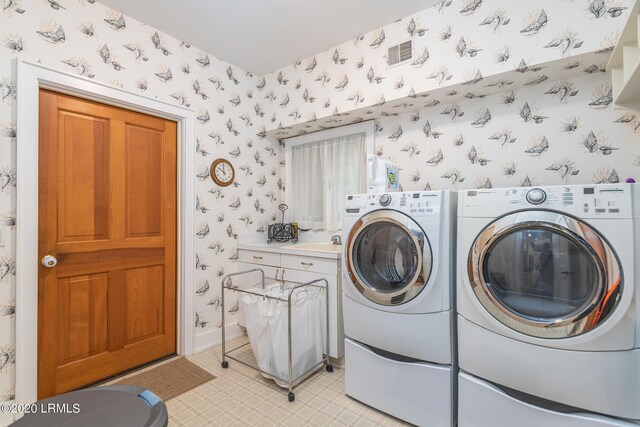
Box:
[387,40,413,67]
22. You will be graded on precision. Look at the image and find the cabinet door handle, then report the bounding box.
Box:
[253,256,263,260]
[301,262,313,266]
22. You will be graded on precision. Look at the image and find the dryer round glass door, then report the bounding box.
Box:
[345,210,432,305]
[468,210,622,338]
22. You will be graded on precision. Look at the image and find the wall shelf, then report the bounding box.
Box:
[608,0,640,112]
[268,51,617,140]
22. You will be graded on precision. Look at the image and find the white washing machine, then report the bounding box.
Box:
[457,184,640,426]
[342,191,456,427]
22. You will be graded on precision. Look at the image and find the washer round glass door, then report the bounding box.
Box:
[468,210,622,338]
[346,210,432,305]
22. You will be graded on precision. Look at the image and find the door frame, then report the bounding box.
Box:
[15,59,196,405]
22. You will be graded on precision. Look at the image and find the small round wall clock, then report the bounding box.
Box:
[210,158,235,187]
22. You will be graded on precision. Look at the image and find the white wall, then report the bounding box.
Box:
[1,0,639,417]
[371,71,640,190]
[260,0,640,190]
[0,0,282,408]
[262,0,633,130]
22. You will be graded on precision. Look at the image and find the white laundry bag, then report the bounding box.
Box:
[268,288,326,387]
[237,284,279,328]
[240,293,278,379]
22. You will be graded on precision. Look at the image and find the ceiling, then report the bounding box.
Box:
[98,0,436,75]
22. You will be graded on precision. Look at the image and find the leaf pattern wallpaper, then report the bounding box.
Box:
[255,0,640,195]
[0,0,283,408]
[371,72,637,190]
[261,0,633,134]
[0,0,639,411]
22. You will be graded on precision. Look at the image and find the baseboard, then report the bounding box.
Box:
[330,355,345,369]
[194,323,244,353]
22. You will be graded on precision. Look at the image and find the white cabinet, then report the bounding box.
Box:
[237,249,280,267]
[281,253,337,276]
[237,249,280,284]
[237,246,344,359]
[608,0,640,112]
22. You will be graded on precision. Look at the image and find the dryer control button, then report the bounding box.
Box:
[379,194,392,206]
[526,188,547,205]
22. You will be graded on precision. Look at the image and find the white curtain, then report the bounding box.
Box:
[291,132,366,231]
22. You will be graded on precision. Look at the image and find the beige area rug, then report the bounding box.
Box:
[114,357,215,401]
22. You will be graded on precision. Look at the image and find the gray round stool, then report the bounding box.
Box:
[10,385,168,427]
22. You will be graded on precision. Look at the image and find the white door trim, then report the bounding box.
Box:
[15,59,196,405]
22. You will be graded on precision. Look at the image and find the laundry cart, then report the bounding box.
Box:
[10,385,167,427]
[220,268,333,402]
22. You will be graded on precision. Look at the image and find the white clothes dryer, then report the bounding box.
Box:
[457,184,640,424]
[342,191,457,427]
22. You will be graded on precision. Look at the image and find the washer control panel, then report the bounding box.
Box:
[344,191,444,215]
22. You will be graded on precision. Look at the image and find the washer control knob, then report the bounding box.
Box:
[379,194,392,206]
[526,188,547,205]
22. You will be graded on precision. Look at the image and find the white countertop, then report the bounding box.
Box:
[238,241,342,259]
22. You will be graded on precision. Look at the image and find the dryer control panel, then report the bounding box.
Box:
[459,184,635,219]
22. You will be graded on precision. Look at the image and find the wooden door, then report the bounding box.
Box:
[38,90,177,398]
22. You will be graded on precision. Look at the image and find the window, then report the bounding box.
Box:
[285,121,374,232]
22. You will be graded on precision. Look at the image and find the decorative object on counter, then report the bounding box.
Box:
[267,204,299,243]
[331,234,341,245]
[367,154,400,193]
[627,178,636,183]
[210,158,235,187]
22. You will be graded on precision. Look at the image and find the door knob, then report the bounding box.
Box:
[41,255,58,268]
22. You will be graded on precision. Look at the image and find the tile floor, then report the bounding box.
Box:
[114,335,408,426]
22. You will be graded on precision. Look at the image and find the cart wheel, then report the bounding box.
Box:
[221,361,229,369]
[288,392,295,402]
[325,364,334,373]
